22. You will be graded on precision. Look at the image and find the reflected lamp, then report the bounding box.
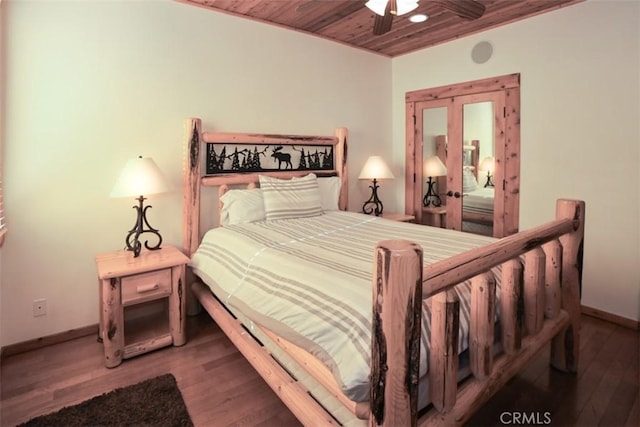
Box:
[480,156,495,188]
[110,156,172,257]
[358,156,395,216]
[423,156,447,207]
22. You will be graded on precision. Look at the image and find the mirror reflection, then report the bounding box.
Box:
[461,101,495,236]
[420,101,496,236]
[421,107,448,227]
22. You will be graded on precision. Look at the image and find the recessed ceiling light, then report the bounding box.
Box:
[409,14,428,23]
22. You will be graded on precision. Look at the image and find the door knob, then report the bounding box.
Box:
[446,191,461,198]
[447,191,453,197]
[454,192,461,198]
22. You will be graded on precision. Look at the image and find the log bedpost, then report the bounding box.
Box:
[500,259,523,354]
[551,199,585,373]
[470,273,496,379]
[370,240,423,427]
[182,117,202,315]
[335,127,349,211]
[429,289,460,413]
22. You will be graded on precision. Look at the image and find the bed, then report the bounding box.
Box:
[462,166,494,235]
[182,118,585,426]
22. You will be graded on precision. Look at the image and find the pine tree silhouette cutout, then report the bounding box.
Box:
[322,147,332,169]
[249,147,257,170]
[311,150,320,169]
[218,146,227,170]
[207,145,219,173]
[231,147,240,170]
[241,151,249,170]
[298,148,307,169]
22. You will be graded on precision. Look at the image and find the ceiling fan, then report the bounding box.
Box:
[368,0,486,35]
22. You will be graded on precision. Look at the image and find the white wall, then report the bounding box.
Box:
[0,0,391,346]
[2,0,638,348]
[392,0,640,322]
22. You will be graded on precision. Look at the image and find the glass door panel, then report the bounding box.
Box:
[462,101,495,236]
[422,106,448,213]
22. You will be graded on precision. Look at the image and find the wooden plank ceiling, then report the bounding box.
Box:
[177,0,583,57]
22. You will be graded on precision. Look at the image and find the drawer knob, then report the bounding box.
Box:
[137,283,160,293]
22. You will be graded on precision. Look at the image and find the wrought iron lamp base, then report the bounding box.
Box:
[423,177,442,207]
[125,196,163,257]
[485,171,494,188]
[362,178,384,216]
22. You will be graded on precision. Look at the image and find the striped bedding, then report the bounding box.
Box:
[463,187,495,216]
[190,211,500,403]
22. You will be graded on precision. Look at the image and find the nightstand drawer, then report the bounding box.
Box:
[121,268,172,306]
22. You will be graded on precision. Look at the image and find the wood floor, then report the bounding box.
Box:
[1,312,637,426]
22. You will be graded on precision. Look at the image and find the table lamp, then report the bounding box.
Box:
[110,156,172,257]
[480,156,495,188]
[358,155,395,216]
[423,156,447,207]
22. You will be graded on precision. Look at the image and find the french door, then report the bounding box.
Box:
[405,74,520,238]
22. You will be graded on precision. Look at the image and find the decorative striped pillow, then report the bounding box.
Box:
[259,173,323,220]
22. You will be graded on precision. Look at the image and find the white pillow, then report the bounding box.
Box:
[219,188,266,225]
[462,167,479,193]
[317,177,342,211]
[292,174,342,211]
[259,173,323,220]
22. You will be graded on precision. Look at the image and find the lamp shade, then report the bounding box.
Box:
[423,156,447,177]
[479,156,495,172]
[358,156,395,180]
[366,0,418,16]
[110,156,172,198]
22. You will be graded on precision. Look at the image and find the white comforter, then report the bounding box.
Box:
[463,187,495,215]
[190,211,499,402]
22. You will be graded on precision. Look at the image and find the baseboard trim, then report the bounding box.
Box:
[1,306,637,360]
[581,305,639,330]
[0,324,98,360]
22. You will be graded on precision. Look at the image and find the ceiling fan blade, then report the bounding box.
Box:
[373,13,393,35]
[432,0,486,20]
[372,1,394,35]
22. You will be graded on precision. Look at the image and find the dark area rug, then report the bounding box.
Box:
[18,373,193,427]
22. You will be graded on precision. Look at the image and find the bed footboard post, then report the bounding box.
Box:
[500,259,523,354]
[551,199,585,373]
[524,248,546,335]
[182,117,202,315]
[429,289,460,413]
[470,273,496,379]
[370,240,423,427]
[543,240,562,319]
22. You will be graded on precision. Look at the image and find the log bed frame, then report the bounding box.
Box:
[181,117,585,426]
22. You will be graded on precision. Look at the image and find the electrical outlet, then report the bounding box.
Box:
[33,299,47,317]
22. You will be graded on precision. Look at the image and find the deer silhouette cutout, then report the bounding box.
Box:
[271,146,292,169]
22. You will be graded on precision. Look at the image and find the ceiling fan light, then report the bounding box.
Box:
[365,0,388,16]
[395,0,419,16]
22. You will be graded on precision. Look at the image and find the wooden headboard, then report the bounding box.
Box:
[435,136,480,180]
[181,117,349,259]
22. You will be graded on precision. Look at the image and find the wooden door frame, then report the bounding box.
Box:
[405,73,521,236]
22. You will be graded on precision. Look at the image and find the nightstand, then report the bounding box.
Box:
[95,244,190,368]
[380,212,416,223]
[422,206,447,228]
